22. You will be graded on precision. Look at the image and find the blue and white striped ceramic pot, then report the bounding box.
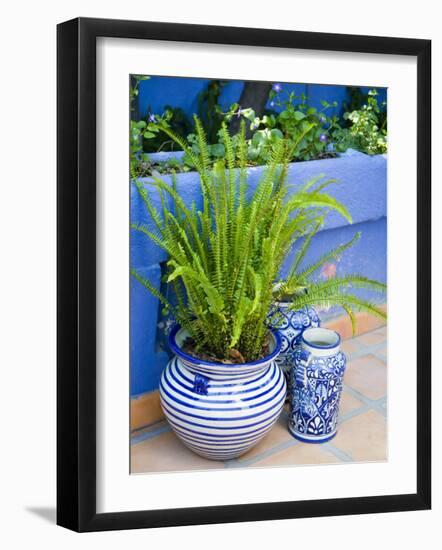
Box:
[289,327,346,443]
[267,303,320,396]
[159,325,286,460]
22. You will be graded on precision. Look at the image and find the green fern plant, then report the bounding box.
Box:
[274,223,386,333]
[131,116,385,362]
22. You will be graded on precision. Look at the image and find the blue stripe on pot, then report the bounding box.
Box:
[160,366,284,417]
[159,326,286,459]
[164,358,284,404]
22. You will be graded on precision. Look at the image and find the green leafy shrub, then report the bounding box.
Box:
[131,118,386,363]
[135,96,334,175]
[141,107,194,153]
[332,89,387,155]
[342,86,387,130]
[130,83,387,177]
[130,75,151,178]
[235,86,341,163]
[130,108,195,178]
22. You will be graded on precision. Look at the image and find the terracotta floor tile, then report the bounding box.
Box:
[325,313,386,340]
[339,391,364,416]
[333,410,387,462]
[353,315,386,335]
[344,354,387,400]
[131,431,225,473]
[324,317,353,340]
[251,442,340,467]
[356,330,387,347]
[340,339,361,356]
[237,415,292,461]
[374,326,387,338]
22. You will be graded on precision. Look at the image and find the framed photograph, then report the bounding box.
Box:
[57,17,431,532]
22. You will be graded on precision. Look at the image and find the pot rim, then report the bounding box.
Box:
[301,327,341,350]
[273,301,317,308]
[168,324,282,368]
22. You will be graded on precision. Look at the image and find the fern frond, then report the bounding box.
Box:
[298,231,362,279]
[286,191,352,223]
[133,180,164,232]
[342,305,357,335]
[288,217,324,277]
[156,121,204,173]
[304,274,387,296]
[287,122,316,158]
[131,268,179,319]
[288,279,387,325]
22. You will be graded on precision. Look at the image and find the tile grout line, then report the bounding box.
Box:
[343,382,386,406]
[342,384,387,418]
[345,340,387,363]
[341,331,387,420]
[339,403,371,423]
[225,437,300,468]
[371,349,387,363]
[322,441,354,462]
[131,418,168,435]
[131,424,171,445]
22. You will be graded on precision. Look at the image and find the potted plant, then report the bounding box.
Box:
[131,120,386,459]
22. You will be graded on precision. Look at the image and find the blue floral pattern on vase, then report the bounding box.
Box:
[288,328,346,443]
[267,303,320,398]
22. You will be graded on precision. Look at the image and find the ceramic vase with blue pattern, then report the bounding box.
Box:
[267,303,320,395]
[159,324,286,460]
[289,327,346,443]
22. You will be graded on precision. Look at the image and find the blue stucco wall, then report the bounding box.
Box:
[130,150,387,396]
[138,77,244,119]
[138,76,386,121]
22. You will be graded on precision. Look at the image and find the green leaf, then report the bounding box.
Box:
[270,128,284,139]
[293,111,306,121]
[240,108,256,122]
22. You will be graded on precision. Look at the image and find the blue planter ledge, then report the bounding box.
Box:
[130,150,387,396]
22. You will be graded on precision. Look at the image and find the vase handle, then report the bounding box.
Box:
[192,373,210,395]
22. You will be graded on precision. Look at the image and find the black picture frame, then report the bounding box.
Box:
[57,17,431,532]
